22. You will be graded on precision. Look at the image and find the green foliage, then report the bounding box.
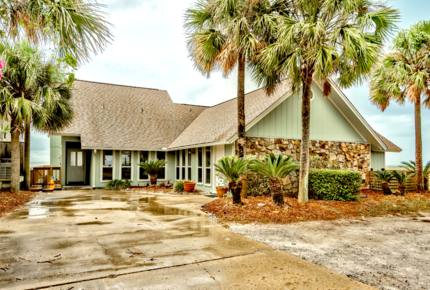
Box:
[246,173,271,197]
[391,170,408,186]
[374,170,394,182]
[249,153,298,179]
[139,160,166,176]
[214,156,248,183]
[309,170,361,201]
[0,0,112,62]
[400,160,430,177]
[106,179,130,190]
[174,180,184,193]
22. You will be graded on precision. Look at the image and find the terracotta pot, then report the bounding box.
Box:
[183,181,196,192]
[216,186,228,198]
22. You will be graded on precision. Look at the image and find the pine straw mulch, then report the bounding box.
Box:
[0,191,35,217]
[202,190,430,224]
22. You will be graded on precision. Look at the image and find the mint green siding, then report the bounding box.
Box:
[50,136,62,167]
[247,84,364,143]
[371,151,386,170]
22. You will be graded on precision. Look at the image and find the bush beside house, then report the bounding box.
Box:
[309,169,361,201]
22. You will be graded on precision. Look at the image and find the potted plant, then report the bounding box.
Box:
[214,156,248,204]
[374,170,394,195]
[391,170,408,195]
[183,180,196,192]
[139,160,166,185]
[249,154,298,206]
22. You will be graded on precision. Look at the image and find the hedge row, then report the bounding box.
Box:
[309,169,361,201]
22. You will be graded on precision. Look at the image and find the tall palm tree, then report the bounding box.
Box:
[255,0,398,203]
[0,42,73,193]
[371,21,430,191]
[1,0,111,190]
[185,0,277,157]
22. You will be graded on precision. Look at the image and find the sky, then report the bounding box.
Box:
[31,0,430,166]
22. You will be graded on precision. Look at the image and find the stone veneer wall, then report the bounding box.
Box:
[245,137,371,196]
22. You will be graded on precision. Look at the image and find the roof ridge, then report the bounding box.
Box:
[174,103,210,108]
[75,79,168,92]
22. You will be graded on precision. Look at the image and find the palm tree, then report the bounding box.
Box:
[250,154,298,206]
[391,170,409,195]
[185,0,277,157]
[139,160,166,185]
[400,160,430,190]
[371,21,430,191]
[0,0,112,62]
[374,170,394,195]
[0,42,73,193]
[215,156,248,204]
[255,0,398,203]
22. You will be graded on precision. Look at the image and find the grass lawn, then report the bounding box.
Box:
[0,191,35,217]
[203,190,430,224]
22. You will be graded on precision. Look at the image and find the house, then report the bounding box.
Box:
[50,79,401,192]
[0,125,24,188]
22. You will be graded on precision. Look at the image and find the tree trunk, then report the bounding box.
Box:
[24,122,31,190]
[10,122,21,193]
[414,97,424,191]
[149,175,157,185]
[229,181,242,204]
[236,53,246,158]
[270,178,284,206]
[298,69,314,203]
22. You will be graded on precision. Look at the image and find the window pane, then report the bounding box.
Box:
[205,148,211,167]
[76,152,83,167]
[198,148,203,167]
[122,167,131,180]
[158,168,165,179]
[70,151,76,166]
[181,168,185,179]
[121,151,131,166]
[198,169,203,183]
[176,167,180,179]
[103,150,113,167]
[103,167,112,180]
[176,151,180,164]
[187,150,191,165]
[181,150,185,165]
[157,151,165,160]
[187,167,191,180]
[205,168,211,184]
[140,151,149,163]
[139,168,148,180]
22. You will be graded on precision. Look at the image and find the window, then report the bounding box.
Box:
[197,148,203,183]
[102,150,113,181]
[176,150,191,180]
[139,151,149,180]
[156,151,166,180]
[176,151,180,180]
[181,150,186,179]
[70,151,83,167]
[187,149,192,180]
[205,147,211,184]
[121,151,132,180]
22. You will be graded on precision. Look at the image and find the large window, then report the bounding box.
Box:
[205,147,211,185]
[121,151,132,180]
[176,150,191,180]
[139,151,149,180]
[197,148,203,183]
[156,151,166,180]
[102,150,113,181]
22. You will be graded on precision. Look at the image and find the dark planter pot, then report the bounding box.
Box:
[216,186,228,198]
[149,175,157,185]
[184,181,196,192]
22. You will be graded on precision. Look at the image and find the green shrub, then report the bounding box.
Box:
[174,180,184,192]
[106,179,131,190]
[309,169,361,201]
[247,173,271,196]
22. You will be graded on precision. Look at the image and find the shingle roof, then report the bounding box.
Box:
[375,132,402,153]
[61,80,206,150]
[168,81,292,149]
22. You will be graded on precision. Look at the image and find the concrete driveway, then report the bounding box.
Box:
[0,190,372,290]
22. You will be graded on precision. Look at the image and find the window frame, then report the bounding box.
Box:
[138,151,150,181]
[204,147,212,186]
[101,150,114,182]
[120,150,132,180]
[156,151,166,180]
[197,148,203,184]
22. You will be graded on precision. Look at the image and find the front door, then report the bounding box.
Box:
[66,148,85,185]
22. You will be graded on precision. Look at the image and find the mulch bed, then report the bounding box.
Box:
[0,191,35,217]
[202,190,430,224]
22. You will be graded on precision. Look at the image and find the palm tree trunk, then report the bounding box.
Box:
[236,53,246,158]
[298,68,314,203]
[10,121,21,193]
[24,122,31,190]
[414,97,424,190]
